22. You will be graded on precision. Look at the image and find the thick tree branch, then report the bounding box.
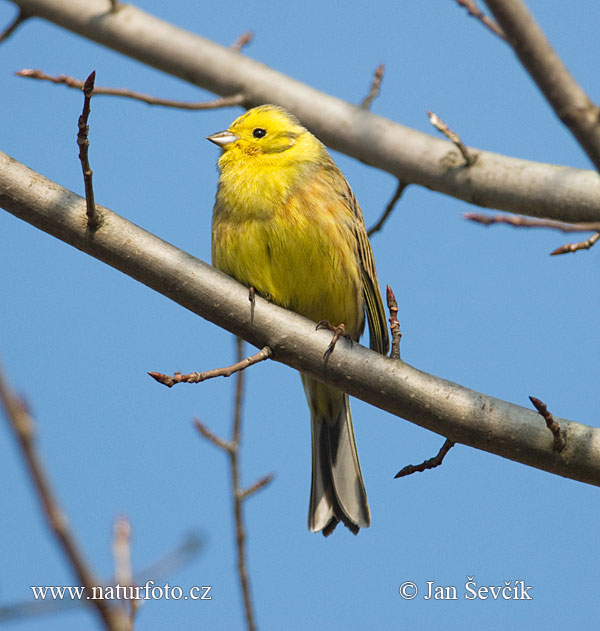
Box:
[485,0,600,172]
[2,151,600,486]
[5,0,600,222]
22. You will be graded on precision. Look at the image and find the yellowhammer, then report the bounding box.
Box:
[208,105,388,536]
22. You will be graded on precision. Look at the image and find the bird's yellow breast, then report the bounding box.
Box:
[212,161,365,338]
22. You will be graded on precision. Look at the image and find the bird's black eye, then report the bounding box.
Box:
[252,128,267,139]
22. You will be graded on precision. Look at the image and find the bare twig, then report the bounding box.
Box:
[455,0,506,40]
[465,212,600,254]
[464,212,600,232]
[240,473,275,501]
[386,286,401,360]
[113,516,140,624]
[394,439,455,478]
[0,8,30,44]
[367,180,407,237]
[427,111,476,166]
[231,31,253,52]
[149,345,272,387]
[0,362,128,631]
[529,397,566,453]
[109,0,120,12]
[193,339,270,631]
[361,64,385,110]
[551,232,600,256]
[77,71,99,230]
[16,69,246,110]
[230,337,256,631]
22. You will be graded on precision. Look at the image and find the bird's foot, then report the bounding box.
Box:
[316,321,353,359]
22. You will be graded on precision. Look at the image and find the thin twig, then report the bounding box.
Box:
[361,64,385,110]
[427,111,476,165]
[77,71,99,231]
[231,31,253,52]
[394,439,455,478]
[386,285,401,360]
[113,516,140,624]
[465,212,600,254]
[367,180,407,237]
[193,418,233,453]
[550,232,600,256]
[240,473,275,501]
[149,345,272,387]
[455,0,506,40]
[16,69,246,110]
[529,397,565,453]
[0,362,128,631]
[231,337,256,631]
[0,8,30,44]
[464,212,600,232]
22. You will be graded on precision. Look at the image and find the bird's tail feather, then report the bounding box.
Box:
[302,376,370,536]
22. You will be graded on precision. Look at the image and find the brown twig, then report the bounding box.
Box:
[109,0,120,12]
[427,111,476,165]
[361,64,385,110]
[386,285,401,360]
[240,473,275,501]
[113,516,140,624]
[455,0,506,40]
[551,232,600,256]
[529,396,565,453]
[149,345,272,387]
[367,180,407,237]
[0,362,128,631]
[193,338,270,631]
[465,212,600,254]
[16,69,246,110]
[231,31,253,52]
[0,8,30,44]
[77,71,99,231]
[464,212,600,232]
[395,439,455,478]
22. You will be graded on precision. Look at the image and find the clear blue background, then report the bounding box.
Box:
[1,1,600,629]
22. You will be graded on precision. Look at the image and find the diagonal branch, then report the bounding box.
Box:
[2,152,600,487]
[0,361,129,631]
[7,0,600,223]
[485,0,600,171]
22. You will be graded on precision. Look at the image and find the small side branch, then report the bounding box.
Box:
[361,64,385,110]
[386,285,402,360]
[231,31,253,52]
[16,69,246,110]
[427,111,476,166]
[550,232,600,256]
[149,345,272,387]
[464,212,600,255]
[395,439,455,478]
[529,396,565,453]
[193,339,272,631]
[455,0,506,40]
[0,8,30,44]
[367,180,407,237]
[77,71,99,231]
[0,362,127,631]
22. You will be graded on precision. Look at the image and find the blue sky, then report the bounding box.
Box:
[2,1,600,629]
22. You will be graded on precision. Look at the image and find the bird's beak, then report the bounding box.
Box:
[207,130,239,147]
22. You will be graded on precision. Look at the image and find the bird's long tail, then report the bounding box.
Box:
[302,375,370,536]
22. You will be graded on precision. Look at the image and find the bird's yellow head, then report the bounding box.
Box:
[207,105,324,169]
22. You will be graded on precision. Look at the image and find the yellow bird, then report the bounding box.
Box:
[208,105,389,536]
